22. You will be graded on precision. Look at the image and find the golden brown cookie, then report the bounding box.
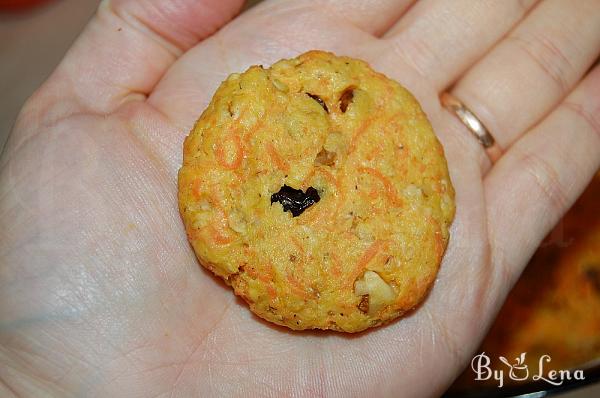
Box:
[178,51,455,332]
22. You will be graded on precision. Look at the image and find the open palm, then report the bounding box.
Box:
[1,0,599,397]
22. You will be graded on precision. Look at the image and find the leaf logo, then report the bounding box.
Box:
[499,353,529,381]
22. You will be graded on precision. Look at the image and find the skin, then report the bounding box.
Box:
[0,0,598,396]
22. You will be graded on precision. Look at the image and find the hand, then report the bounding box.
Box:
[1,0,598,396]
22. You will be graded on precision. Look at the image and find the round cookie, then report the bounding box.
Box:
[178,51,455,332]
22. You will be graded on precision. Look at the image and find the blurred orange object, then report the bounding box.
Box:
[0,0,53,11]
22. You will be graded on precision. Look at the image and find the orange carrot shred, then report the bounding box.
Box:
[357,167,402,207]
[191,178,203,199]
[286,273,312,300]
[348,240,384,287]
[205,225,233,245]
[266,285,277,300]
[215,134,244,170]
[348,108,405,155]
[242,118,265,142]
[258,273,272,283]
[258,262,275,283]
[348,117,373,154]
[330,252,342,277]
[257,262,277,300]
[290,236,305,254]
[267,142,290,173]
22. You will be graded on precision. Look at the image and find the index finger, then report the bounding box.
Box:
[485,64,600,292]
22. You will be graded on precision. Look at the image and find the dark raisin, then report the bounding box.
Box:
[339,87,354,113]
[271,185,321,217]
[358,295,369,313]
[306,93,329,113]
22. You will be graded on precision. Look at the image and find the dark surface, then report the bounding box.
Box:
[444,364,600,398]
[271,185,320,217]
[339,87,354,113]
[306,93,329,113]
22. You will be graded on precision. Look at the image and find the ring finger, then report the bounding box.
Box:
[449,0,600,150]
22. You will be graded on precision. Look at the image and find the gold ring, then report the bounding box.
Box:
[440,92,502,163]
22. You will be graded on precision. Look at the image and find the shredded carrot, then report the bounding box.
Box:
[242,118,265,142]
[286,273,312,300]
[319,167,340,190]
[290,236,305,255]
[258,273,272,283]
[206,190,220,209]
[187,222,232,246]
[348,106,406,155]
[348,117,373,154]
[221,117,262,182]
[191,178,203,200]
[267,142,290,173]
[330,253,342,277]
[365,146,382,161]
[204,225,233,245]
[215,133,243,170]
[208,190,236,233]
[258,262,277,300]
[357,167,402,207]
[347,240,385,287]
[266,285,277,300]
[197,191,236,245]
[258,262,275,283]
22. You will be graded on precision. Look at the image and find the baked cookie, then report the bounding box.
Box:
[178,51,455,332]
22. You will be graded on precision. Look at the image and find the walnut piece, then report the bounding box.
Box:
[354,270,396,315]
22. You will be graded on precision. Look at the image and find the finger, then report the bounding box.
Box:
[33,0,244,119]
[485,64,600,292]
[310,0,416,36]
[382,0,539,90]
[451,0,600,149]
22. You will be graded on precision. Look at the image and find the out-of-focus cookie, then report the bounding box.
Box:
[178,51,455,332]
